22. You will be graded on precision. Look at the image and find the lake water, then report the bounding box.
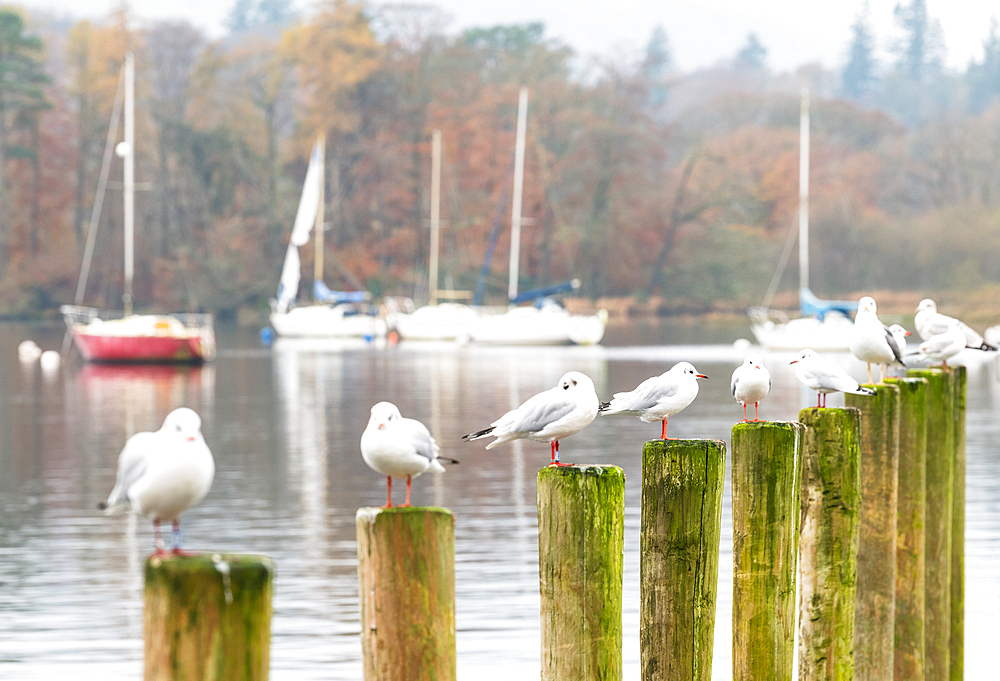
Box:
[1,320,997,679]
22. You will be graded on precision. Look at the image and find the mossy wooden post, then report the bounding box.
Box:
[641,439,725,681]
[356,507,456,681]
[949,365,966,681]
[797,408,861,681]
[731,422,803,681]
[907,368,954,681]
[845,383,900,680]
[538,465,624,681]
[884,377,928,681]
[144,554,273,681]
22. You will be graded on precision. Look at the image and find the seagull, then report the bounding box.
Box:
[888,324,911,375]
[360,401,456,508]
[98,408,215,557]
[909,325,967,370]
[915,298,997,351]
[790,349,876,408]
[849,296,906,383]
[462,371,599,466]
[18,340,42,362]
[731,353,770,422]
[599,361,707,439]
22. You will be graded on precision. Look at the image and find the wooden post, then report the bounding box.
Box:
[884,377,928,681]
[731,422,803,681]
[356,507,456,681]
[144,554,273,681]
[845,383,900,680]
[538,464,625,681]
[950,365,967,681]
[798,407,861,681]
[907,368,954,681]
[641,439,726,681]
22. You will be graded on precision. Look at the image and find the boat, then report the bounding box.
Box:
[61,53,215,363]
[468,88,607,346]
[269,136,385,339]
[748,89,856,351]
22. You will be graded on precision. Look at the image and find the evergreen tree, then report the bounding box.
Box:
[641,25,672,110]
[736,33,767,70]
[892,0,944,81]
[842,2,878,100]
[0,9,50,271]
[967,18,1000,114]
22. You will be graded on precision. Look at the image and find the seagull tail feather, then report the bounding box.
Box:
[598,401,611,413]
[437,456,460,465]
[978,341,998,351]
[462,427,494,441]
[857,386,877,396]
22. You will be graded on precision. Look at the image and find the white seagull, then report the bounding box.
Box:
[462,371,599,466]
[888,324,911,375]
[915,298,997,351]
[360,401,456,508]
[599,361,707,440]
[731,353,771,422]
[99,408,215,557]
[790,349,876,408]
[909,325,967,369]
[849,296,906,384]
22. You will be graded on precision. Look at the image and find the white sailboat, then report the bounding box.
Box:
[61,52,215,363]
[384,129,479,341]
[748,89,856,351]
[269,136,386,339]
[469,88,607,346]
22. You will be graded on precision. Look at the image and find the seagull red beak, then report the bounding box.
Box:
[696,374,708,379]
[905,330,911,336]
[187,436,195,442]
[377,423,385,430]
[789,359,799,364]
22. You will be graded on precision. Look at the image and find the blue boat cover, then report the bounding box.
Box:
[799,287,857,320]
[314,281,369,304]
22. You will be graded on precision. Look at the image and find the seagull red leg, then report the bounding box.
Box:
[151,519,169,558]
[404,476,412,507]
[754,402,760,422]
[171,519,196,557]
[741,403,748,423]
[383,476,393,509]
[661,418,668,440]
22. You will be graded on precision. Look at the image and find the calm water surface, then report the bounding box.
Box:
[0,320,997,679]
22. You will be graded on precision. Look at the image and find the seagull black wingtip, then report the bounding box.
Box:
[462,427,494,441]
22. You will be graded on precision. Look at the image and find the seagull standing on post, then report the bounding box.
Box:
[360,401,456,508]
[462,371,599,466]
[849,296,906,383]
[599,361,707,439]
[98,408,215,557]
[909,325,967,370]
[915,298,997,351]
[791,349,876,407]
[731,354,771,422]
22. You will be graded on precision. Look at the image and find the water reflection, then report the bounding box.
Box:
[0,323,997,680]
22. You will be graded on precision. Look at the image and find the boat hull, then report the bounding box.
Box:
[749,312,854,352]
[72,332,208,363]
[470,306,607,346]
[60,306,215,363]
[270,304,386,339]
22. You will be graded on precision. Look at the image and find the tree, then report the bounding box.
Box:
[736,33,767,70]
[842,3,878,100]
[892,0,944,82]
[967,18,1000,114]
[640,25,672,111]
[0,9,49,273]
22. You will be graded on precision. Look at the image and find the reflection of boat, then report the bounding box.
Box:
[270,136,385,339]
[748,89,856,351]
[61,52,215,363]
[75,362,214,417]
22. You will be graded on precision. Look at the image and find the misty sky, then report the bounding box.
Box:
[15,0,1000,72]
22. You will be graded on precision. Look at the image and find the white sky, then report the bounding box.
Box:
[15,0,1000,72]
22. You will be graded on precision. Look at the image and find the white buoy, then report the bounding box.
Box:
[732,338,753,353]
[40,350,61,372]
[18,340,42,362]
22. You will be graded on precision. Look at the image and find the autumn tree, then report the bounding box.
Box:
[0,9,49,273]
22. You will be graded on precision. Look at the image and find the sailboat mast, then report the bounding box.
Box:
[429,129,441,305]
[313,133,326,298]
[123,51,135,315]
[798,88,810,294]
[508,87,528,302]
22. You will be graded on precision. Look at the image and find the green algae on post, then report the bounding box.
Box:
[641,439,725,681]
[538,464,625,681]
